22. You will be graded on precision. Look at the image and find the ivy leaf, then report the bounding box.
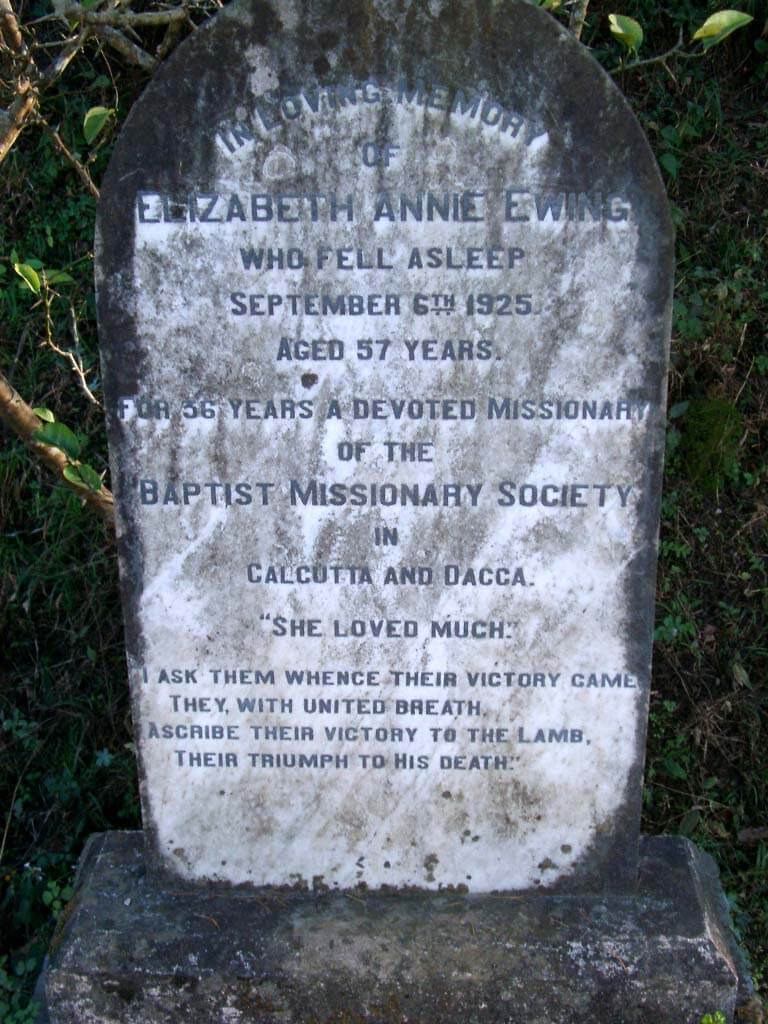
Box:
[95,749,114,768]
[13,262,41,294]
[669,401,689,419]
[34,421,82,459]
[663,758,688,781]
[692,10,753,51]
[63,463,102,492]
[76,462,103,492]
[659,151,680,179]
[62,465,87,489]
[679,808,701,835]
[608,13,643,52]
[83,106,114,144]
[33,407,55,423]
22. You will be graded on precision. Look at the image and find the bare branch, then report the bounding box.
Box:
[93,24,157,71]
[0,25,91,166]
[0,0,24,52]
[738,826,768,846]
[156,15,186,59]
[568,0,589,42]
[62,4,189,27]
[39,27,90,84]
[0,370,114,526]
[0,88,37,164]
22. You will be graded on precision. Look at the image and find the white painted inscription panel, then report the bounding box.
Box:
[100,60,669,890]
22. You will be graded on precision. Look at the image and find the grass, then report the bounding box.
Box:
[1,0,767,1017]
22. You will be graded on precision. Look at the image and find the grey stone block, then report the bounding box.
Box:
[37,831,758,1024]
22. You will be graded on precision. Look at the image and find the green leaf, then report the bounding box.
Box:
[692,10,753,51]
[13,262,41,294]
[659,151,680,179]
[83,106,113,145]
[33,407,55,423]
[76,462,103,492]
[679,808,701,835]
[732,661,751,688]
[608,13,643,52]
[660,125,680,145]
[62,465,87,489]
[44,269,74,286]
[34,421,82,459]
[669,401,689,419]
[663,758,688,781]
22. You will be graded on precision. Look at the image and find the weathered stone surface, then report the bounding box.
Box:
[37,831,756,1024]
[97,0,673,893]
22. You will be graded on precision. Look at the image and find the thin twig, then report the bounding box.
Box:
[610,28,698,75]
[39,118,100,199]
[40,281,102,407]
[0,748,40,870]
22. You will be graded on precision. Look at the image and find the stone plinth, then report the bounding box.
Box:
[36,831,756,1024]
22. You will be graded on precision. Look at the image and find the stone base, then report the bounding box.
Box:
[36,832,759,1024]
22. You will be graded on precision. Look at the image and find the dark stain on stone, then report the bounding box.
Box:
[318,29,340,49]
[301,372,319,388]
[423,853,439,882]
[171,973,198,992]
[250,0,282,45]
[102,978,137,1004]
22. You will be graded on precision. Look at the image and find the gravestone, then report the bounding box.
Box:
[37,1,757,1021]
[102,0,668,894]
